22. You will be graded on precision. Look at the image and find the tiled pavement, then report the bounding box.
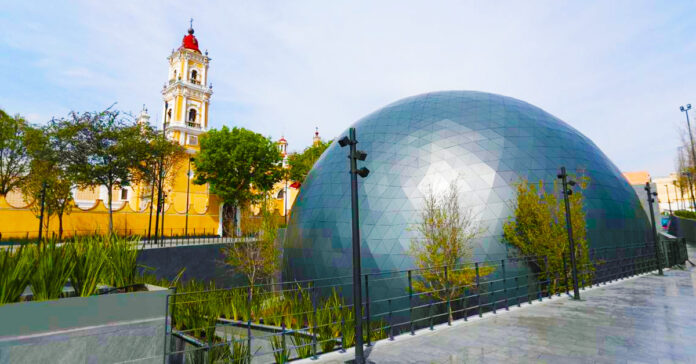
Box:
[307,246,696,364]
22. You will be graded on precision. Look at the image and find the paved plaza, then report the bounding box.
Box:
[309,245,696,364]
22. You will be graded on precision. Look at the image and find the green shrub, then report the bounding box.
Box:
[674,210,696,220]
[101,235,140,288]
[67,236,107,296]
[0,245,34,304]
[290,333,312,359]
[270,333,290,363]
[29,239,75,301]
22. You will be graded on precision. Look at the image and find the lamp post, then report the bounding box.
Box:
[284,179,288,225]
[338,127,370,364]
[557,167,580,300]
[185,157,193,236]
[665,184,672,214]
[644,182,663,275]
[680,104,696,171]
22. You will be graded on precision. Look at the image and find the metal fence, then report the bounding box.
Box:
[162,241,688,363]
[0,228,255,248]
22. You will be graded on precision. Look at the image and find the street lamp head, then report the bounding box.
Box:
[568,180,576,186]
[354,150,368,161]
[338,136,351,147]
[566,189,573,196]
[356,167,370,178]
[681,106,685,112]
[688,104,692,110]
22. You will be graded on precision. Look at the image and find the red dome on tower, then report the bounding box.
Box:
[180,27,201,53]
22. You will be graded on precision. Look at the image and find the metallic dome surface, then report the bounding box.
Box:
[283,91,650,281]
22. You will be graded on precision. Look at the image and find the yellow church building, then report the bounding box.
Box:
[0,24,306,239]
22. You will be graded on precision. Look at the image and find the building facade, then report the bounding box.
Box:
[0,25,305,239]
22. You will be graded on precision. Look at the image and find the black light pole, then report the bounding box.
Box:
[160,193,167,242]
[557,167,580,300]
[338,127,370,364]
[680,104,696,171]
[185,157,193,236]
[645,182,663,275]
[284,179,288,225]
[665,184,672,214]
[37,181,47,243]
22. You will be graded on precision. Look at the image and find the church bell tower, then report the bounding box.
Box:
[161,20,213,150]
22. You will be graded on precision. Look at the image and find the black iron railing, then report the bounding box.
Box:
[163,242,687,363]
[0,228,254,248]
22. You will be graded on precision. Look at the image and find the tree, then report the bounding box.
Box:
[409,182,493,323]
[223,195,281,299]
[287,140,331,183]
[130,127,187,239]
[0,110,31,195]
[193,126,283,236]
[54,109,150,233]
[22,124,74,239]
[502,178,591,294]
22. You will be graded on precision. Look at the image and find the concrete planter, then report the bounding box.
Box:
[669,215,696,244]
[0,284,172,364]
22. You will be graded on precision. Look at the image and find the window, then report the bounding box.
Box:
[167,109,172,122]
[188,109,197,122]
[121,189,128,200]
[191,70,197,81]
[277,190,285,199]
[189,135,198,145]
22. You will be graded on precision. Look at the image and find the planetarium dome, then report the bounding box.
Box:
[283,91,650,282]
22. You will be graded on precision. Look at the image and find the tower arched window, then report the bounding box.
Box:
[188,108,197,124]
[167,109,172,122]
[191,70,198,81]
[277,190,285,199]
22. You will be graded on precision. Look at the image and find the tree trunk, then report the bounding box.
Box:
[107,185,114,234]
[58,213,63,241]
[147,178,155,240]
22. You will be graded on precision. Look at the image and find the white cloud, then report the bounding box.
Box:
[1,0,696,176]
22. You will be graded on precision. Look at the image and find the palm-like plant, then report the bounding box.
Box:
[0,244,34,304]
[67,236,107,296]
[29,239,75,301]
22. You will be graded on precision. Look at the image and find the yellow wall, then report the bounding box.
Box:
[0,193,220,239]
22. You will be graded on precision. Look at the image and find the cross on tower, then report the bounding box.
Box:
[189,18,193,29]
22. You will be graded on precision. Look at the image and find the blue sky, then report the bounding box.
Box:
[1,1,695,176]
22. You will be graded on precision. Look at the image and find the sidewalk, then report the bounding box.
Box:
[309,250,696,363]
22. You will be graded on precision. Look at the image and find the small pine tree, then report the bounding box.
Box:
[409,182,494,322]
[502,178,592,294]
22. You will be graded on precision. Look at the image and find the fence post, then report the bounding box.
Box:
[247,285,252,363]
[491,280,496,313]
[428,293,434,330]
[281,321,287,363]
[475,262,481,318]
[409,270,414,335]
[463,276,468,322]
[515,276,521,307]
[340,304,346,352]
[502,260,508,310]
[311,283,317,359]
[388,299,394,341]
[562,254,569,295]
[445,266,452,324]
[365,274,371,346]
[543,256,550,298]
